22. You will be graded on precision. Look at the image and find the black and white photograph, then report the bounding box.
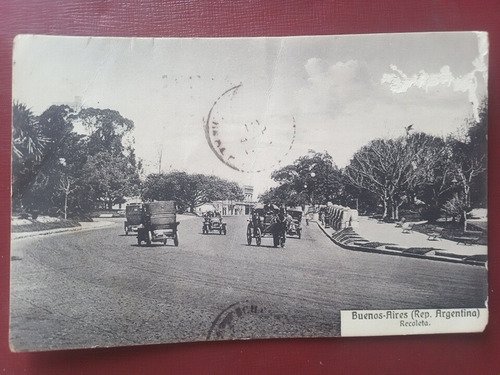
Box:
[10,32,488,351]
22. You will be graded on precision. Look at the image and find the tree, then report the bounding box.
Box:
[466,101,488,207]
[74,107,134,156]
[13,103,142,215]
[440,101,488,229]
[12,102,47,162]
[57,175,74,219]
[72,108,140,210]
[258,184,305,207]
[79,151,140,210]
[141,172,244,213]
[263,151,342,207]
[15,105,90,215]
[344,133,446,220]
[448,101,487,209]
[38,105,76,156]
[12,102,48,208]
[441,193,469,231]
[415,142,455,221]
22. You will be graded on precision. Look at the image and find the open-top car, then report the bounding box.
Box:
[202,211,227,235]
[246,204,287,247]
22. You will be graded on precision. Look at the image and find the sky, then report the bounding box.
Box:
[12,32,488,198]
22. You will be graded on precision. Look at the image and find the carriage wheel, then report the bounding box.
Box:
[174,233,179,246]
[256,227,262,246]
[247,227,252,245]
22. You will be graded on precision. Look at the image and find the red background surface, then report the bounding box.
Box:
[1,1,499,373]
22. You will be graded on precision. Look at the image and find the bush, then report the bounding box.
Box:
[31,210,39,220]
[420,206,441,222]
[442,194,469,221]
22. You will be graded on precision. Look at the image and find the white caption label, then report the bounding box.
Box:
[341,308,488,336]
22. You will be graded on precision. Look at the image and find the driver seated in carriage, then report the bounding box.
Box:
[285,211,294,231]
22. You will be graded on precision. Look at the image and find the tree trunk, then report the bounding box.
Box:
[64,193,68,219]
[462,210,467,233]
[381,195,389,219]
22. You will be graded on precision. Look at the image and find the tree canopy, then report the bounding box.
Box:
[142,172,244,213]
[344,133,448,220]
[12,103,140,215]
[260,151,342,207]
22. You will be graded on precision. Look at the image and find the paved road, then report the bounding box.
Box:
[10,215,488,351]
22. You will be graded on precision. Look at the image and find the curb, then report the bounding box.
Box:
[11,221,116,241]
[316,222,486,267]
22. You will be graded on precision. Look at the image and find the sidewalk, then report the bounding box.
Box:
[11,213,198,241]
[317,216,487,267]
[11,219,116,241]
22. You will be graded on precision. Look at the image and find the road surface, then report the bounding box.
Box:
[10,215,488,351]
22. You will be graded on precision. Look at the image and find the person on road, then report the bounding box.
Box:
[273,206,287,248]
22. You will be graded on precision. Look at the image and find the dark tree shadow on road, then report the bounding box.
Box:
[130,243,178,248]
[244,243,286,249]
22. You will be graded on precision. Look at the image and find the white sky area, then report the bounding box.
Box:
[12,32,488,198]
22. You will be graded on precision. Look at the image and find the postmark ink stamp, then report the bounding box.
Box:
[207,300,291,340]
[204,83,296,173]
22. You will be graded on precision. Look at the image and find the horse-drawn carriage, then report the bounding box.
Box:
[246,204,287,248]
[286,208,303,239]
[124,203,142,235]
[137,201,179,246]
[202,212,227,235]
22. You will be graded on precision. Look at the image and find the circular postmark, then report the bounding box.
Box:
[207,300,291,340]
[204,84,296,173]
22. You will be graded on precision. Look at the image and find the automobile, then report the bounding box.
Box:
[202,212,227,235]
[246,204,286,247]
[286,208,303,239]
[137,201,179,246]
[124,203,142,235]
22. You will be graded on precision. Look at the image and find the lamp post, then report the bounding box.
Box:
[310,171,316,206]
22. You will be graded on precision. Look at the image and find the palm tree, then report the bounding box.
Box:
[12,102,47,162]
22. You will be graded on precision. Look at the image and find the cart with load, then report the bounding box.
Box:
[137,201,179,246]
[202,212,227,235]
[124,203,142,235]
[286,208,303,239]
[246,204,287,248]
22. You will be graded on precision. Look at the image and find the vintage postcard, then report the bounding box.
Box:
[10,33,488,351]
